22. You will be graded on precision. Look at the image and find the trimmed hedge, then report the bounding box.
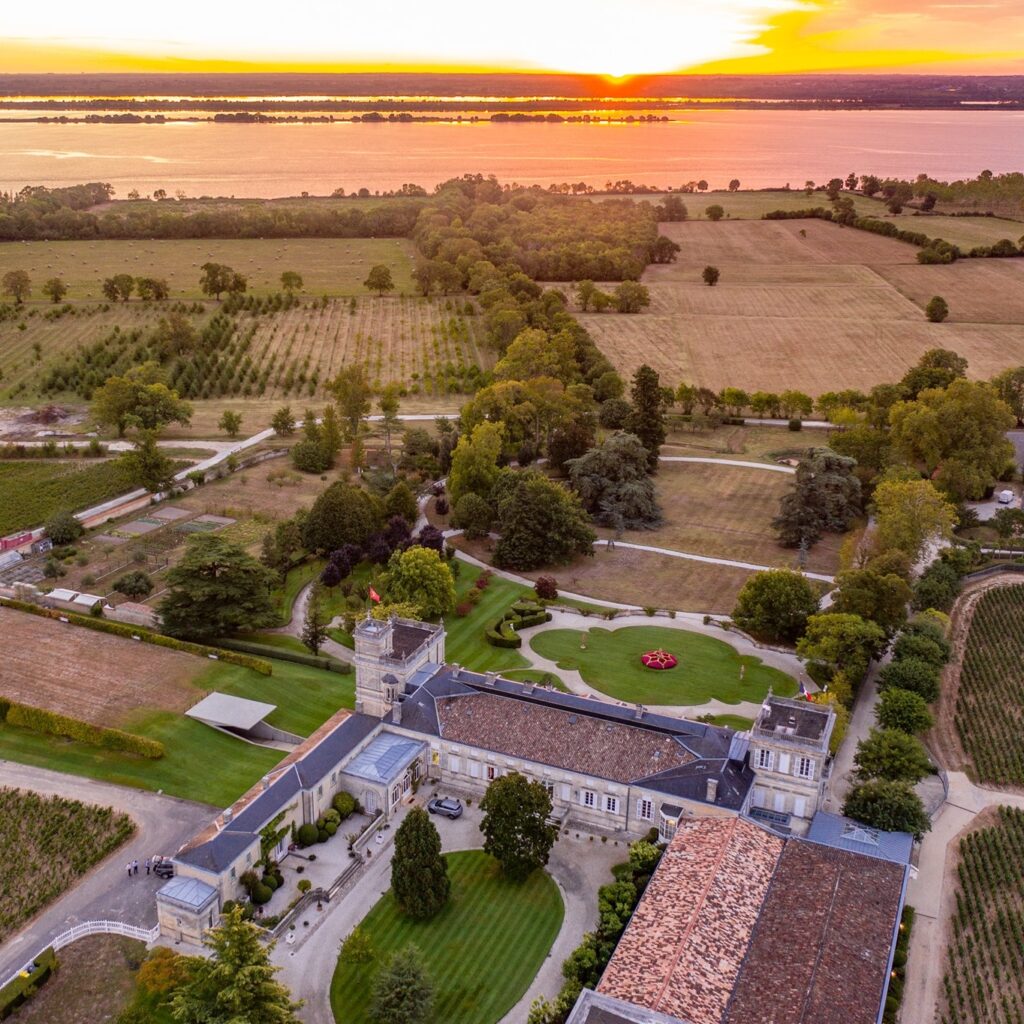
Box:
[215,638,352,675]
[484,602,553,649]
[1,700,164,758]
[0,598,272,675]
[0,947,57,1019]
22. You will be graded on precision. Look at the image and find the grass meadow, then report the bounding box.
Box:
[0,237,416,300]
[330,850,564,1024]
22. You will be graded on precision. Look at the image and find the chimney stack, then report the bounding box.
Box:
[706,778,719,804]
[393,701,403,725]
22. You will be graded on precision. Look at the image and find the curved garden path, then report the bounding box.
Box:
[659,455,796,474]
[513,609,811,720]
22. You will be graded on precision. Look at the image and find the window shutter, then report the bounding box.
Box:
[778,752,791,774]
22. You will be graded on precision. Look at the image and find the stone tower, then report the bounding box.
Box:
[353,614,445,718]
[748,693,835,834]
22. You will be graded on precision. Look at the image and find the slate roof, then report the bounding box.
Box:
[755,695,831,745]
[175,710,381,873]
[806,810,914,864]
[567,989,692,1024]
[599,818,784,1024]
[724,841,907,1024]
[397,667,753,808]
[389,621,437,659]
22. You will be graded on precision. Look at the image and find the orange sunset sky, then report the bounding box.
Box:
[2,0,1023,78]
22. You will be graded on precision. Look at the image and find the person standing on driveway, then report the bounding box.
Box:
[132,859,139,875]
[127,862,133,878]
[145,858,151,875]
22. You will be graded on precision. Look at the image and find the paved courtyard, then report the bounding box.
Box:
[271,787,626,1024]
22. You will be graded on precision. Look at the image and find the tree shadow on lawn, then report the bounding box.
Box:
[530,625,796,706]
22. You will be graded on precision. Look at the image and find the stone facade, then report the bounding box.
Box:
[747,694,834,834]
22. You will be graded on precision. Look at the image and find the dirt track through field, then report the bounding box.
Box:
[0,611,205,727]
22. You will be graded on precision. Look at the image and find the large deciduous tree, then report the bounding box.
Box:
[842,779,931,839]
[169,905,303,1024]
[876,688,933,734]
[448,422,504,507]
[626,365,666,473]
[91,363,192,437]
[494,328,578,386]
[364,264,395,296]
[1,269,31,304]
[796,612,886,685]
[160,534,278,640]
[121,430,176,492]
[199,262,246,300]
[391,808,450,920]
[854,728,932,783]
[566,432,661,530]
[328,365,373,442]
[888,379,1014,500]
[873,478,957,563]
[492,470,596,571]
[731,569,820,643]
[830,568,913,636]
[383,546,455,619]
[301,482,383,553]
[479,772,559,881]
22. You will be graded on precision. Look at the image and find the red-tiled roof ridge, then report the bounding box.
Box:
[598,816,784,1024]
[653,816,743,1010]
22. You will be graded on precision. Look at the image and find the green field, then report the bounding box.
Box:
[330,850,564,1024]
[530,625,795,706]
[0,237,416,301]
[0,459,141,535]
[0,655,353,806]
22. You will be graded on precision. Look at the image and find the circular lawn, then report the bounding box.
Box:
[330,850,564,1024]
[530,625,796,706]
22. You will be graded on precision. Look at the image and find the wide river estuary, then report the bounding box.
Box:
[0,109,1020,197]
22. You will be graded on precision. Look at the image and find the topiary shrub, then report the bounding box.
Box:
[332,791,356,819]
[297,879,312,894]
[296,823,318,847]
[317,829,329,843]
[262,875,279,892]
[325,821,338,836]
[250,883,273,906]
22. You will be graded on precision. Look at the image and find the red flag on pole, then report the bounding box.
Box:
[369,586,381,604]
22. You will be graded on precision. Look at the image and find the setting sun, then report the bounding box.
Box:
[3,0,1022,75]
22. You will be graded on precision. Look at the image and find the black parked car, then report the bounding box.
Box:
[427,797,464,819]
[153,858,175,879]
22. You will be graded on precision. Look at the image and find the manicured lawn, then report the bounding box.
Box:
[705,714,755,731]
[194,658,354,737]
[0,713,280,808]
[0,652,351,807]
[330,850,563,1024]
[444,568,534,674]
[530,626,795,706]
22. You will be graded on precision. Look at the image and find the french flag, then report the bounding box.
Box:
[799,681,814,702]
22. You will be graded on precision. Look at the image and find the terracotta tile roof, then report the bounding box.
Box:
[598,818,784,1024]
[724,841,905,1024]
[435,692,695,783]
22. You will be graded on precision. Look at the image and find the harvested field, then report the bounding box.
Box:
[655,217,917,267]
[0,237,415,299]
[877,260,1024,325]
[625,190,884,221]
[607,462,840,574]
[0,610,206,727]
[583,218,1024,394]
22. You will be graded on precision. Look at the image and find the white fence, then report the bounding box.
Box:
[2,920,159,989]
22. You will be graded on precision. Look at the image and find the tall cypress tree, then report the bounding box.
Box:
[626,364,666,473]
[391,807,450,919]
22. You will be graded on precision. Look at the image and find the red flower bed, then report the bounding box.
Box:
[641,649,678,670]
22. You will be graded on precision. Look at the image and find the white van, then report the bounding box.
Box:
[998,489,1015,505]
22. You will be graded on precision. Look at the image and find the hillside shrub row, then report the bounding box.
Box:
[0,699,163,758]
[0,598,273,674]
